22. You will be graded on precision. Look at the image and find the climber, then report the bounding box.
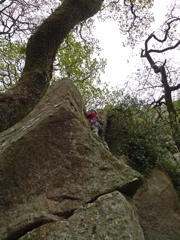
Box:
[86,109,101,136]
[86,109,109,149]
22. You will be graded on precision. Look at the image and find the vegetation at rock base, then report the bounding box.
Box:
[159,154,180,194]
[105,97,180,194]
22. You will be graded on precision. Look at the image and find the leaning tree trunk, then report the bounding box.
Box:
[0,0,103,133]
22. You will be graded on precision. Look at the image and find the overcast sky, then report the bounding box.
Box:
[93,0,178,88]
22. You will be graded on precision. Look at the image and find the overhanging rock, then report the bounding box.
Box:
[0,78,143,240]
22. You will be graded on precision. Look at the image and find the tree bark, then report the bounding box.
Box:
[0,0,103,132]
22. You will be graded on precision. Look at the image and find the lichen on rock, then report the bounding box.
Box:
[19,191,144,240]
[0,79,143,240]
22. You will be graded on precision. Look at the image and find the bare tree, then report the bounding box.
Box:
[141,17,180,151]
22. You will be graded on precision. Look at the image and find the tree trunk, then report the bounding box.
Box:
[161,66,180,151]
[0,0,103,133]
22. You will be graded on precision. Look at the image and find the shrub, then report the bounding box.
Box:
[106,104,169,177]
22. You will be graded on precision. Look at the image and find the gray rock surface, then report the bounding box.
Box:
[19,191,144,240]
[0,79,143,240]
[133,168,180,240]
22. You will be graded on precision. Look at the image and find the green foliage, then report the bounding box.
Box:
[127,123,166,177]
[0,32,107,108]
[0,38,26,91]
[106,94,180,192]
[53,33,107,108]
[174,99,180,117]
[54,34,104,82]
[159,154,180,195]
[106,96,170,177]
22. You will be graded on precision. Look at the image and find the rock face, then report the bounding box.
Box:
[0,79,143,240]
[19,191,144,240]
[133,168,180,240]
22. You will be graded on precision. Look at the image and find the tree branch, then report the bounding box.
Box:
[170,84,180,91]
[152,17,180,42]
[148,40,180,54]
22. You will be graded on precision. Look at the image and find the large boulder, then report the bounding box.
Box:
[19,191,144,240]
[0,79,143,240]
[133,168,180,240]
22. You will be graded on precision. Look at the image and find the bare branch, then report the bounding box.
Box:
[148,40,180,54]
[0,0,45,37]
[124,0,139,31]
[170,84,180,91]
[152,18,180,42]
[79,21,88,43]
[138,85,163,92]
[142,18,180,56]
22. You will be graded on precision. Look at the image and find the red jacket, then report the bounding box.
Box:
[86,113,99,122]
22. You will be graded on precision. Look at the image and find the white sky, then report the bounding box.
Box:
[93,0,178,88]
